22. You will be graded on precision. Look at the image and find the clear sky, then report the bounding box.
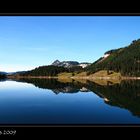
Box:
[0,16,140,72]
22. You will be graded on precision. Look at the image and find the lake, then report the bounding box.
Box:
[0,78,140,125]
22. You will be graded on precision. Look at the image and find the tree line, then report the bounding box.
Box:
[0,73,6,79]
[87,39,140,76]
[20,65,83,76]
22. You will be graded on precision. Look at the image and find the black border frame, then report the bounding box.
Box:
[0,12,140,136]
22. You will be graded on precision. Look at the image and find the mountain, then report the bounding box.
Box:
[51,60,79,68]
[0,71,7,75]
[52,60,61,66]
[11,60,89,77]
[51,60,91,68]
[87,39,140,76]
[7,38,140,78]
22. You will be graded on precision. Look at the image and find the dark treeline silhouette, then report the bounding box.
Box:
[21,66,68,76]
[87,39,140,76]
[0,73,6,79]
[20,65,83,76]
[15,78,86,94]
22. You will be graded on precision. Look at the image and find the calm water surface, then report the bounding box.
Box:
[0,79,140,124]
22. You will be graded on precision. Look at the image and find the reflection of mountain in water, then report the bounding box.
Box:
[15,78,90,94]
[15,78,140,118]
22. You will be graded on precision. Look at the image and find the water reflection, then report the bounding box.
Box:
[14,78,140,118]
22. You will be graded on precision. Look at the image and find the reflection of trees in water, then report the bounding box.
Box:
[86,80,140,118]
[15,78,140,118]
[0,78,7,82]
[0,74,6,79]
[16,78,86,94]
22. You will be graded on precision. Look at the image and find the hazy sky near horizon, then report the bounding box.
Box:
[0,16,140,72]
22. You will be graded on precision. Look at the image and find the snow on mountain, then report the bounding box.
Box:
[51,60,91,68]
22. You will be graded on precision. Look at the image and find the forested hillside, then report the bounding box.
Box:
[87,39,140,76]
[20,65,83,76]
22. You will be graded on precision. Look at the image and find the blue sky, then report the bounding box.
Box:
[0,16,140,72]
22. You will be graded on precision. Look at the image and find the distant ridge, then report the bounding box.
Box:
[51,60,91,68]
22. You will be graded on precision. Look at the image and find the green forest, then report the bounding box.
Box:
[20,65,83,77]
[86,39,140,76]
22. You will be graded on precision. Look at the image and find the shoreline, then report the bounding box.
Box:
[7,75,140,80]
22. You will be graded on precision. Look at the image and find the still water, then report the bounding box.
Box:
[0,78,140,125]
